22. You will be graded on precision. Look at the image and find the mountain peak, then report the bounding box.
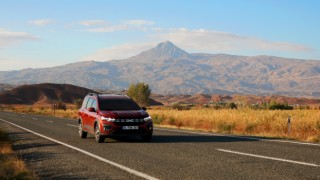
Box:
[155,41,176,49]
[137,41,190,59]
[154,41,189,58]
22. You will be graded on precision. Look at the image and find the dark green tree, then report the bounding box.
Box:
[56,101,67,111]
[74,98,83,109]
[225,102,237,109]
[127,82,151,107]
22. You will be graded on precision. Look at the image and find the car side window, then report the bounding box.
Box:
[81,97,89,109]
[86,98,93,109]
[91,99,97,111]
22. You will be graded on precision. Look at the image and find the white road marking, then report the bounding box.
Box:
[66,124,78,128]
[0,118,159,180]
[46,120,53,123]
[154,127,320,147]
[31,117,38,120]
[216,148,319,167]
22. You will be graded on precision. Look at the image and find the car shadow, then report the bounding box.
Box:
[108,134,260,143]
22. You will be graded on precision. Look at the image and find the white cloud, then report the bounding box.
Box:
[152,28,314,53]
[86,24,129,33]
[83,27,314,62]
[78,20,108,26]
[0,28,38,48]
[28,19,53,26]
[83,19,155,33]
[83,42,154,61]
[123,20,155,26]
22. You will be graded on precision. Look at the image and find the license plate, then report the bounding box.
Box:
[122,126,139,130]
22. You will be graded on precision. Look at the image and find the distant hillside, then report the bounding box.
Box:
[0,41,319,98]
[151,93,320,106]
[0,84,16,93]
[0,83,163,106]
[0,83,96,105]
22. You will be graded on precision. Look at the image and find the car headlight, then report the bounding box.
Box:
[101,116,115,122]
[143,116,152,122]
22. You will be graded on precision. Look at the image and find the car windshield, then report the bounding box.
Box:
[99,98,141,110]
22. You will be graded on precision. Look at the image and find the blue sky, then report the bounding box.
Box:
[0,0,319,70]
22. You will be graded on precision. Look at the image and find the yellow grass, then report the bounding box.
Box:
[2,105,320,142]
[148,109,320,142]
[5,105,79,119]
[0,130,36,179]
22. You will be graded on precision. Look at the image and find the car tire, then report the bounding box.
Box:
[79,121,87,138]
[142,134,152,142]
[95,123,105,143]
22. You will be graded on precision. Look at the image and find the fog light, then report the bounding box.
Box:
[104,125,112,131]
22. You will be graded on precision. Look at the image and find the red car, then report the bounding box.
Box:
[78,93,153,143]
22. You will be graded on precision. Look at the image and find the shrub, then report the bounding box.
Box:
[218,123,235,133]
[225,102,237,109]
[152,114,164,125]
[56,101,67,111]
[74,98,83,109]
[269,103,293,110]
[171,103,190,110]
[127,82,151,107]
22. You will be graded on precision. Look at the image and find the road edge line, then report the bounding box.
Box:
[0,118,159,180]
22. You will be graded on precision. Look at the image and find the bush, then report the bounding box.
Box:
[171,103,190,110]
[225,102,237,109]
[218,123,235,133]
[127,82,151,107]
[269,103,293,110]
[152,114,164,125]
[74,99,83,109]
[56,101,67,111]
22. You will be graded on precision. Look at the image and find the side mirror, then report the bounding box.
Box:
[88,107,96,112]
[141,107,147,111]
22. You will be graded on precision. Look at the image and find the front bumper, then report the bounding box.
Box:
[100,121,153,137]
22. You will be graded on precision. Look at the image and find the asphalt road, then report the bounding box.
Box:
[0,111,319,180]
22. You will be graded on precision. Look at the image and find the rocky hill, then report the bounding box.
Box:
[0,41,319,98]
[151,93,320,106]
[0,83,95,104]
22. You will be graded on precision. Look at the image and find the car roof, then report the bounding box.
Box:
[98,94,131,99]
[87,93,131,100]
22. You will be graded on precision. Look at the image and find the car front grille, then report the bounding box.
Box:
[114,118,145,125]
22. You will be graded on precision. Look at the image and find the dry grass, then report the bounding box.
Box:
[0,130,37,179]
[5,105,79,119]
[2,105,320,143]
[148,108,320,142]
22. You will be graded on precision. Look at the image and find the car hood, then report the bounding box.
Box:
[99,110,148,119]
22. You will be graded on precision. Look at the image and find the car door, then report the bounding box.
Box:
[79,96,89,128]
[83,97,93,131]
[87,98,98,133]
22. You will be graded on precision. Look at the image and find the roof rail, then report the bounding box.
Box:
[88,92,98,96]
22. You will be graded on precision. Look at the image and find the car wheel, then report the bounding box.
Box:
[79,121,87,138]
[141,134,152,142]
[95,123,105,143]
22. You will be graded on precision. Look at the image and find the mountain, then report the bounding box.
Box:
[0,83,96,104]
[0,41,320,98]
[0,84,16,93]
[137,41,190,59]
[151,93,320,106]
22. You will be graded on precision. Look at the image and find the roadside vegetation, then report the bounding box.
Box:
[148,108,320,143]
[0,129,36,179]
[126,82,151,107]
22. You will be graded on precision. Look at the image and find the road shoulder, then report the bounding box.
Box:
[0,121,140,179]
